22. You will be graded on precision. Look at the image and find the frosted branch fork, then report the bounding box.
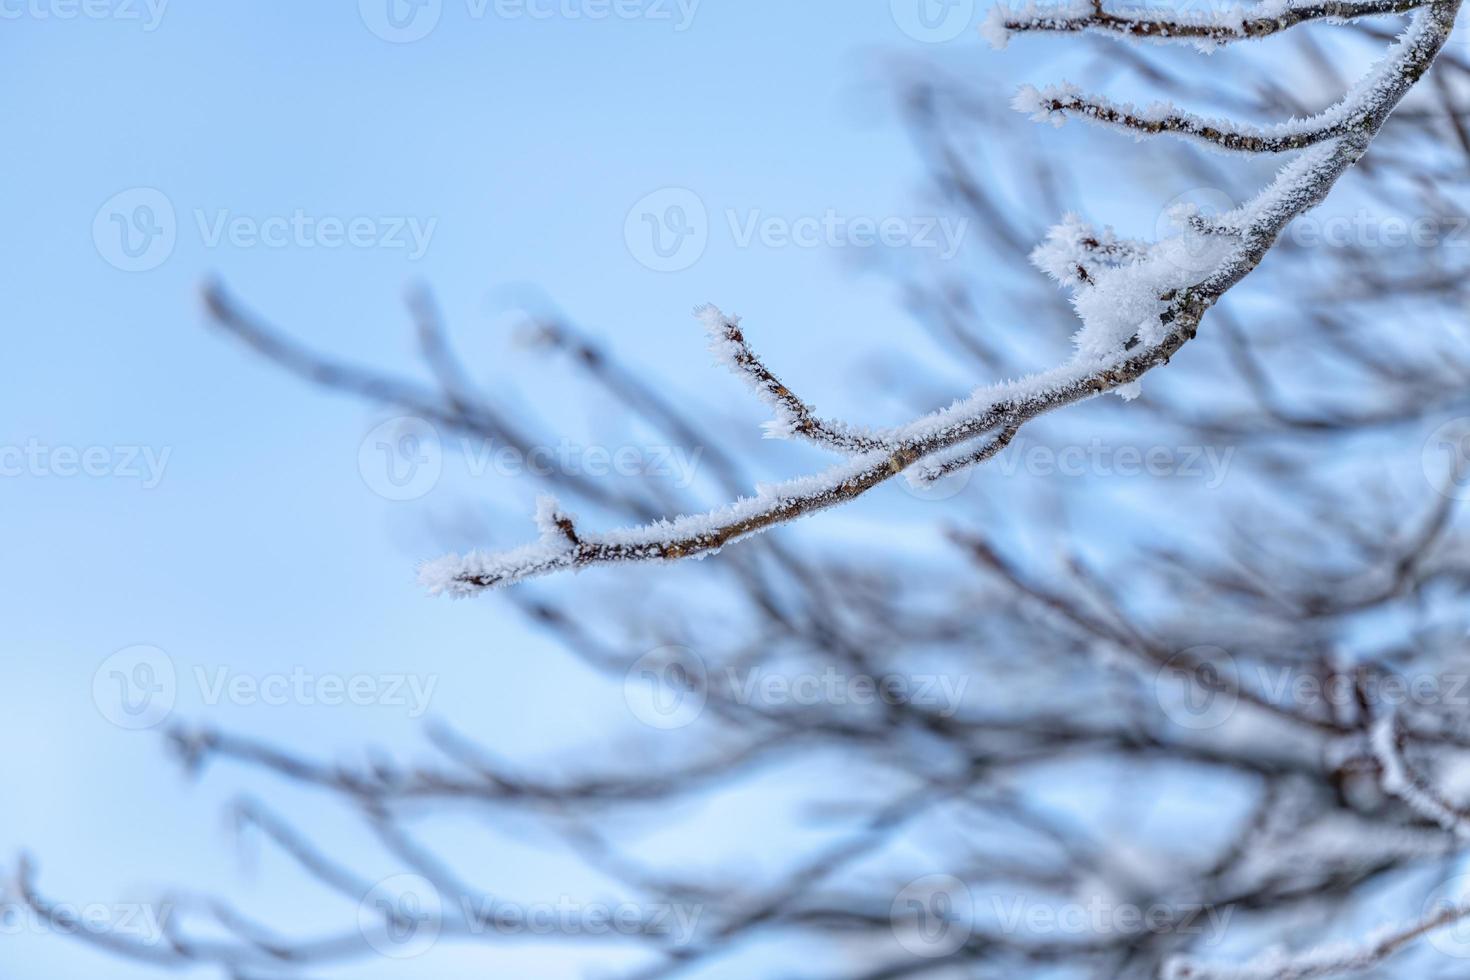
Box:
[424,0,1462,595]
[988,0,1434,46]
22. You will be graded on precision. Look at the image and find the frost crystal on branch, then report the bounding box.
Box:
[1371,714,1470,837]
[696,304,882,452]
[985,0,1434,50]
[420,0,1464,604]
[1163,904,1470,978]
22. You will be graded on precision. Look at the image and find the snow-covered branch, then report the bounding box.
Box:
[1163,900,1470,978]
[1014,84,1358,153]
[984,0,1433,49]
[423,0,1462,595]
[697,305,884,453]
[1162,711,1470,978]
[1371,713,1470,837]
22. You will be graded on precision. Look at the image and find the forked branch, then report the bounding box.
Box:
[423,0,1462,595]
[985,0,1435,47]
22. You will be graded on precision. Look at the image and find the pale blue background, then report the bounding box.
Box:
[0,2,1062,976]
[7,1,1453,977]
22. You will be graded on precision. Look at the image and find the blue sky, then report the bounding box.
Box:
[6,1,1461,976]
[11,3,1418,976]
[0,3,1051,976]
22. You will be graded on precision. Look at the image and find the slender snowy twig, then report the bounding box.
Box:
[423,1,1462,594]
[909,424,1020,484]
[1163,899,1470,978]
[984,0,1433,49]
[1014,84,1359,152]
[1370,712,1470,837]
[696,305,884,453]
[1164,712,1470,978]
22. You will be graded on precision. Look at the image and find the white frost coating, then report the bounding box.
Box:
[595,453,885,549]
[1213,143,1353,236]
[699,303,799,439]
[532,494,577,540]
[697,303,878,449]
[1162,908,1470,978]
[419,451,893,592]
[980,2,1015,47]
[697,303,746,372]
[1015,83,1346,151]
[1029,210,1234,364]
[1163,715,1470,977]
[420,2,1456,594]
[880,132,1373,450]
[420,542,573,597]
[989,0,1416,52]
[1014,7,1444,154]
[1029,213,1151,287]
[1162,930,1397,979]
[1369,714,1470,836]
[1011,83,1069,128]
